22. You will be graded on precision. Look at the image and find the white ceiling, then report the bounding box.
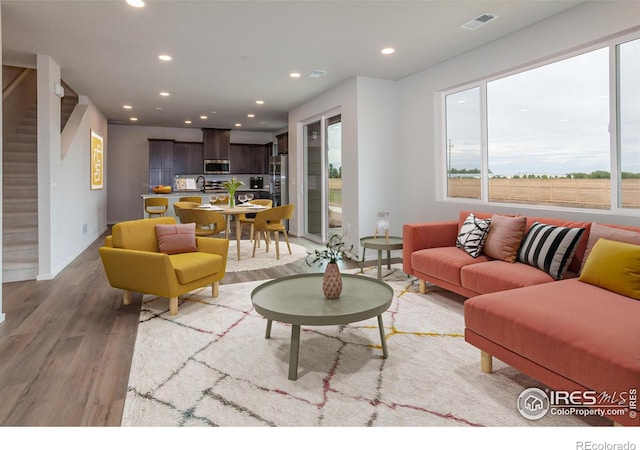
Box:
[2,0,584,132]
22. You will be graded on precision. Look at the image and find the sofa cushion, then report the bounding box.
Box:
[456,213,491,258]
[169,252,224,284]
[483,215,526,263]
[156,223,198,254]
[581,223,640,272]
[461,260,555,294]
[411,247,489,286]
[517,222,585,280]
[464,279,640,406]
[579,238,640,300]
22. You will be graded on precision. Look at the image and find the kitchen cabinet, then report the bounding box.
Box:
[149,139,174,187]
[203,128,230,160]
[230,143,268,174]
[276,132,288,154]
[173,141,203,175]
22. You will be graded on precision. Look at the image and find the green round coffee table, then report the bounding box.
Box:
[251,273,393,380]
[360,235,403,280]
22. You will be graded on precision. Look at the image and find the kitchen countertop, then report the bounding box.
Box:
[142,188,270,197]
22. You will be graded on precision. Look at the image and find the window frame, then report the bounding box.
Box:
[439,30,640,216]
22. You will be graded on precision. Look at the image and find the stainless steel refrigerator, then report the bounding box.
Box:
[270,152,288,207]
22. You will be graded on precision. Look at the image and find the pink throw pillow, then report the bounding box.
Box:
[580,223,640,272]
[156,223,197,254]
[482,215,526,263]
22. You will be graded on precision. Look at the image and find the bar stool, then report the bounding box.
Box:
[144,197,168,218]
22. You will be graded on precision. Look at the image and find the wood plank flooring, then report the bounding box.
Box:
[0,229,373,426]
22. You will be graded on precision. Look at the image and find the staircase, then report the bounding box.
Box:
[3,104,38,282]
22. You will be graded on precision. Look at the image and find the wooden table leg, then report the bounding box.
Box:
[288,324,301,380]
[377,315,388,358]
[235,214,241,260]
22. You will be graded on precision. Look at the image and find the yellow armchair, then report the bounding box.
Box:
[99,217,229,315]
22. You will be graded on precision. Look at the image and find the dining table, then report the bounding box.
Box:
[194,202,271,260]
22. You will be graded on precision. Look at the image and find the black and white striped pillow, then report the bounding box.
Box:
[456,213,491,258]
[517,222,585,280]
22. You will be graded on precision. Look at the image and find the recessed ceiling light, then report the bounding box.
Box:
[185,120,192,124]
[210,111,217,114]
[123,105,132,109]
[381,47,395,55]
[155,107,163,110]
[126,0,145,7]
[256,100,264,105]
[158,54,172,61]
[200,115,208,120]
[235,123,242,127]
[247,114,255,118]
[130,117,138,121]
[289,72,301,78]
[160,92,170,97]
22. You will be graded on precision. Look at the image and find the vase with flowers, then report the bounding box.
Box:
[306,233,358,299]
[223,177,244,208]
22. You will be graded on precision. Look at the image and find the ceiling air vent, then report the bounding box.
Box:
[460,13,498,30]
[308,69,328,78]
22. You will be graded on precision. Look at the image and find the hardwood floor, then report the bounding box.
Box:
[0,229,367,426]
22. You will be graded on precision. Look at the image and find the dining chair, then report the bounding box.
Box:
[238,199,273,243]
[179,196,202,204]
[144,197,168,218]
[173,201,199,224]
[181,208,226,237]
[252,204,294,260]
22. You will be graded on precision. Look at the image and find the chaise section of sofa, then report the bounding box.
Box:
[464,279,640,426]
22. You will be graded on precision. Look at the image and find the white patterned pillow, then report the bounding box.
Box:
[456,214,491,258]
[517,222,585,280]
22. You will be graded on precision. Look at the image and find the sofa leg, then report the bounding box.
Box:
[481,351,493,373]
[212,281,219,298]
[123,290,132,306]
[169,297,178,315]
[419,279,427,294]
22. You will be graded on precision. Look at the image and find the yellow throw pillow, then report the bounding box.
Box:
[579,238,640,300]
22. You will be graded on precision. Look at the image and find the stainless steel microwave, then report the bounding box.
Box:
[204,159,230,174]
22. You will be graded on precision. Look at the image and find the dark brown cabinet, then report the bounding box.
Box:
[230,143,269,174]
[173,141,203,175]
[203,128,230,160]
[276,132,288,154]
[149,139,174,187]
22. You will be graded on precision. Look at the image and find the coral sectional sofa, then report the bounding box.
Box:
[403,210,640,426]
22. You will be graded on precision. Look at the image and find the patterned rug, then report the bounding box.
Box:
[225,240,308,272]
[122,265,608,427]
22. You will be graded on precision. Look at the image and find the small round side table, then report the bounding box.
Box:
[360,235,403,280]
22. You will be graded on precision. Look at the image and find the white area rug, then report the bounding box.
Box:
[122,265,607,427]
[225,240,308,272]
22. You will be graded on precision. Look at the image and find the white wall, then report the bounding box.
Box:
[396,1,640,228]
[36,54,109,280]
[106,125,276,223]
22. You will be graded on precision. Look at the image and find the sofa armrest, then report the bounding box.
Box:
[99,246,180,295]
[403,220,459,275]
[196,237,230,273]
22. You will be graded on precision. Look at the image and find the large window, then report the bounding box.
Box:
[444,35,640,211]
[619,38,640,209]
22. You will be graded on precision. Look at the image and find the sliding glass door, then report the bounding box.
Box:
[302,111,342,243]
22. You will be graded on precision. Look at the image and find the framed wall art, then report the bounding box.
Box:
[90,129,104,190]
